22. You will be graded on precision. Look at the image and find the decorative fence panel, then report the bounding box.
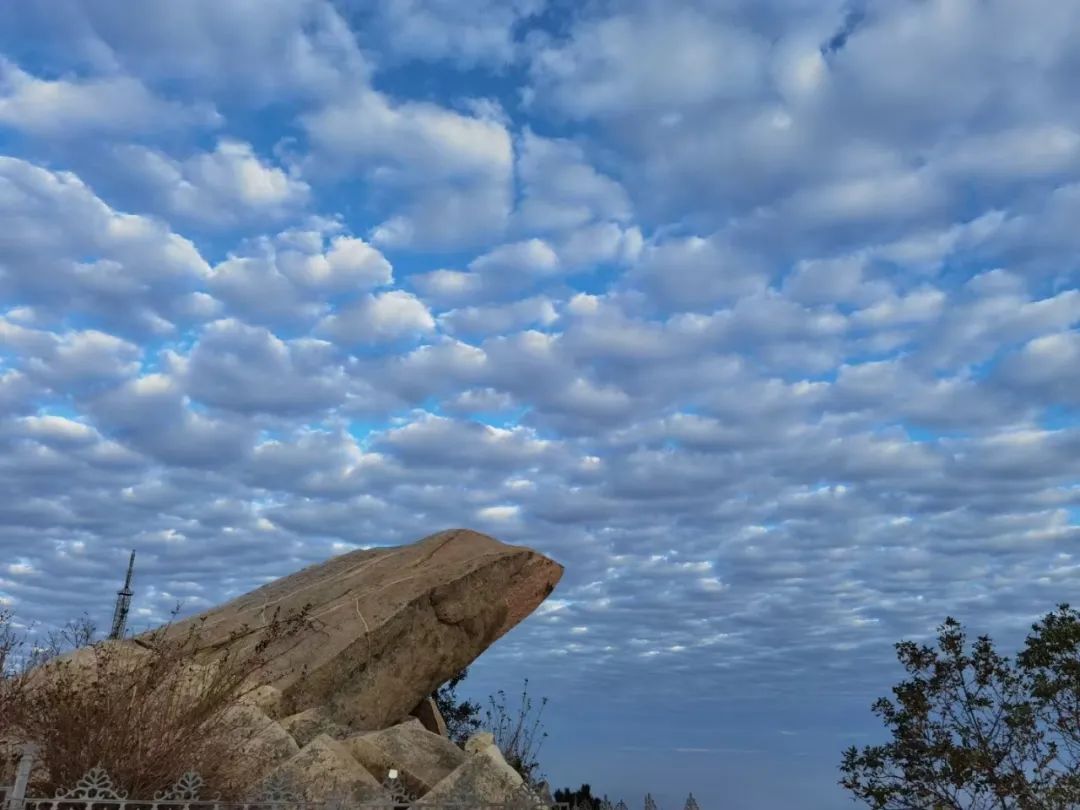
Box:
[1,752,700,810]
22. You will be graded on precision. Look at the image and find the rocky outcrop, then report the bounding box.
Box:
[154,529,563,732]
[341,718,466,796]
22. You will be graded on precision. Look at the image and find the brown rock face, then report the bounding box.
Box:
[156,529,563,731]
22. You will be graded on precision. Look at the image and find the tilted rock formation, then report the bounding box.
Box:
[29,529,561,803]
[155,528,563,732]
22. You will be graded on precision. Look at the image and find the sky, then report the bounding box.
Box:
[0,0,1079,807]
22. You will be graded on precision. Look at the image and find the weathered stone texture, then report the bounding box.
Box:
[420,733,528,805]
[157,529,563,733]
[342,718,466,796]
[267,734,380,801]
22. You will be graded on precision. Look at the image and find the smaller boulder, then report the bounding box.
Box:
[266,734,380,801]
[220,703,299,775]
[342,718,466,797]
[280,706,349,747]
[238,685,285,719]
[419,739,527,805]
[465,731,495,754]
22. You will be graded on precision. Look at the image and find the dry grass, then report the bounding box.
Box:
[1,605,312,800]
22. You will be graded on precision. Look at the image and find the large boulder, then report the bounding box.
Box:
[419,734,529,805]
[341,718,466,797]
[265,734,380,801]
[153,529,563,732]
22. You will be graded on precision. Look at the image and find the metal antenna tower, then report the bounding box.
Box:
[108,550,136,640]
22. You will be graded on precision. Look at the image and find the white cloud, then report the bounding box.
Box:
[624,234,768,312]
[411,239,561,306]
[513,129,632,233]
[438,296,559,338]
[114,141,309,225]
[997,331,1080,406]
[317,290,435,344]
[357,0,543,68]
[527,7,768,119]
[180,319,348,415]
[0,0,369,102]
[0,157,210,331]
[208,223,393,328]
[304,89,513,249]
[0,59,218,136]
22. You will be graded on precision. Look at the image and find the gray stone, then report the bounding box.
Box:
[280,706,350,747]
[267,734,380,801]
[342,717,466,797]
[465,731,495,754]
[237,685,285,719]
[420,739,526,804]
[220,703,300,776]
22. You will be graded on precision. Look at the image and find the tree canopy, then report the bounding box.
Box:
[840,604,1080,809]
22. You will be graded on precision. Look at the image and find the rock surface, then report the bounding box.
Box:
[221,703,299,773]
[342,718,466,796]
[409,696,449,737]
[237,684,285,719]
[154,528,563,731]
[465,731,496,754]
[279,706,349,748]
[267,734,380,801]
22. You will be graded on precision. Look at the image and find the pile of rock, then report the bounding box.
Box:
[151,528,563,803]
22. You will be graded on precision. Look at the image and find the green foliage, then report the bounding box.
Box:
[840,604,1080,809]
[554,783,606,810]
[431,667,484,746]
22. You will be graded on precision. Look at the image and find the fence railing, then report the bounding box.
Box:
[0,747,700,810]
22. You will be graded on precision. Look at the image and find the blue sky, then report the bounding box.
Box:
[1,1,1080,807]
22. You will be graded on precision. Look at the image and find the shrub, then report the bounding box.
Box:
[1,605,312,800]
[484,678,549,788]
